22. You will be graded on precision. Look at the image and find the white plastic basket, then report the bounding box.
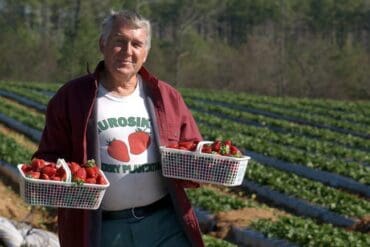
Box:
[17,159,110,210]
[160,141,250,186]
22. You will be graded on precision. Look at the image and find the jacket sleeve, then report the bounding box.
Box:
[176,92,203,188]
[178,93,202,142]
[32,91,72,162]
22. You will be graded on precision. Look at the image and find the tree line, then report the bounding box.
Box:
[1,0,370,100]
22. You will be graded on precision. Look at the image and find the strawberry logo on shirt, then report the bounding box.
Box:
[128,128,151,155]
[107,139,130,162]
[106,130,151,162]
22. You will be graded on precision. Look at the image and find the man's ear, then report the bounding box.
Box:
[143,50,149,63]
[99,37,105,53]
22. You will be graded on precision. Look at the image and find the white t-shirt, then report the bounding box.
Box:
[97,75,167,211]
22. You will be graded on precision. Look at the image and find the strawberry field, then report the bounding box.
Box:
[0,81,369,246]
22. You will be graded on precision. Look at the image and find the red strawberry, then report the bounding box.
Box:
[26,171,41,179]
[179,141,197,151]
[230,145,242,157]
[96,174,107,185]
[56,167,66,181]
[128,129,151,154]
[21,164,32,173]
[41,165,57,177]
[51,176,61,181]
[166,143,179,149]
[40,173,50,180]
[31,158,46,171]
[85,177,97,184]
[211,140,222,153]
[107,139,130,162]
[73,167,87,184]
[84,159,98,178]
[224,140,232,146]
[201,145,213,154]
[68,162,80,175]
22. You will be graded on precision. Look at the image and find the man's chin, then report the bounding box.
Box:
[113,67,136,78]
[115,65,133,73]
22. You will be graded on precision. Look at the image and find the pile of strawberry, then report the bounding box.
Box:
[21,159,66,181]
[68,159,107,185]
[21,158,107,185]
[166,139,243,158]
[201,140,243,158]
[166,141,199,151]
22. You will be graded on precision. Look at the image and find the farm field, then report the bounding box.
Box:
[0,81,369,246]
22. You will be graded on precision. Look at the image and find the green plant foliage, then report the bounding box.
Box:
[203,234,237,247]
[250,216,370,246]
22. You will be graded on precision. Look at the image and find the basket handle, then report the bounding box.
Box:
[195,141,213,154]
[57,158,72,183]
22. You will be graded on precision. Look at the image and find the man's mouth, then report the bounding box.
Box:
[118,60,133,64]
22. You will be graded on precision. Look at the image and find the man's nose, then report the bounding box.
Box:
[122,42,133,55]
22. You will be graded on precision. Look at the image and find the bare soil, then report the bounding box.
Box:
[202,184,288,239]
[0,176,57,233]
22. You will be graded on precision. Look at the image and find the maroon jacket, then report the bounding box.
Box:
[33,61,205,247]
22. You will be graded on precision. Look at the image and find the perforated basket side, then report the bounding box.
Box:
[17,164,109,209]
[160,147,250,186]
[22,180,107,209]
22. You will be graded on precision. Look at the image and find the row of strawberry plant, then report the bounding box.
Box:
[0,131,33,164]
[180,88,370,126]
[194,124,370,218]
[187,187,370,246]
[4,81,61,92]
[245,161,370,218]
[0,96,45,130]
[202,235,236,247]
[191,109,370,185]
[187,99,370,164]
[250,215,370,246]
[0,84,51,105]
[184,97,370,151]
[181,90,370,136]
[212,90,370,126]
[187,187,259,213]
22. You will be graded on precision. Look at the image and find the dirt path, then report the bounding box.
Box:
[0,176,57,233]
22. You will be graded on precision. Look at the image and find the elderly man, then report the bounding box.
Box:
[33,10,204,247]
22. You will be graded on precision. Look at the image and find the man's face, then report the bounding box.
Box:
[100,19,149,81]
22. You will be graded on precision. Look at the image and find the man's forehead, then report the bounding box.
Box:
[112,22,147,36]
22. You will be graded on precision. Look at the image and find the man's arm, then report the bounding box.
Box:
[176,92,203,188]
[33,93,71,162]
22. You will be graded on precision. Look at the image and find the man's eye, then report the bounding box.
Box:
[133,43,142,48]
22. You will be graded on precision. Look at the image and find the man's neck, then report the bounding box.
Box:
[101,73,138,96]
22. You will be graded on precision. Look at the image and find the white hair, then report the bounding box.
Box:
[101,10,151,50]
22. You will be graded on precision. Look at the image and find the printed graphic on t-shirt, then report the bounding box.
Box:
[106,139,130,162]
[97,116,151,133]
[98,115,152,165]
[105,129,151,163]
[97,112,159,174]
